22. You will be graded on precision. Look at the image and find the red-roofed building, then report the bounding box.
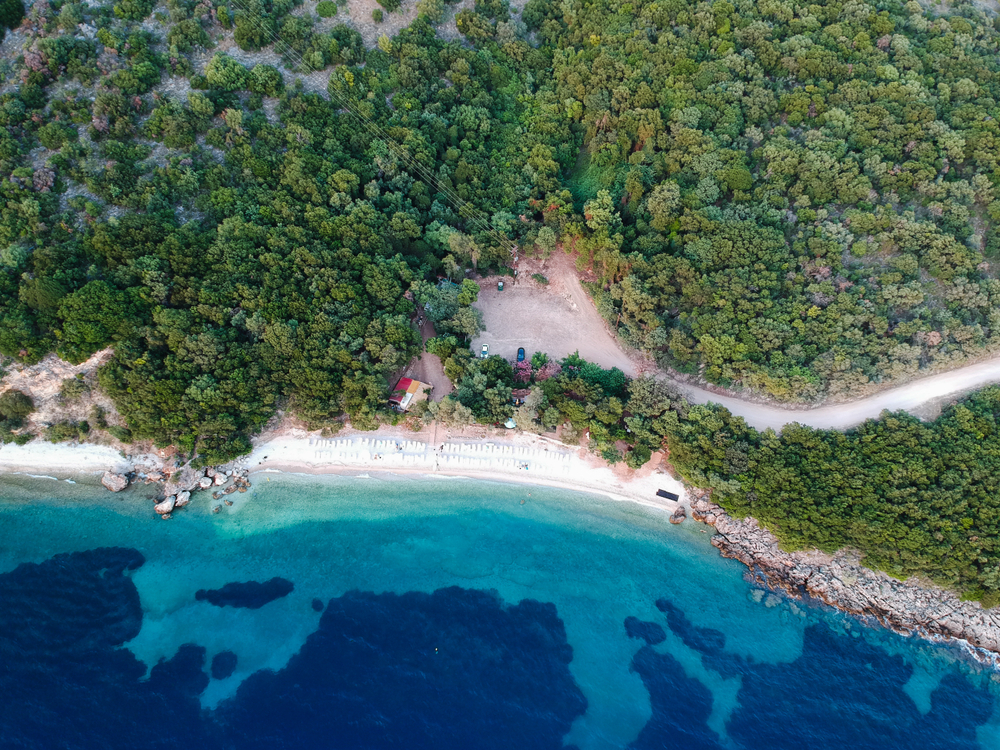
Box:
[389,377,431,411]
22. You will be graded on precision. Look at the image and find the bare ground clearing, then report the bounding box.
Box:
[0,349,125,433]
[470,252,645,377]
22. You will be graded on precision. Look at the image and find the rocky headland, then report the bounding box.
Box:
[101,459,253,519]
[690,497,1000,664]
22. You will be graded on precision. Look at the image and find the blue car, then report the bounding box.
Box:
[517,348,525,362]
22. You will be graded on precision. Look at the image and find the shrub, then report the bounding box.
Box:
[59,376,89,402]
[531,273,549,285]
[0,0,24,30]
[113,0,155,20]
[376,0,399,10]
[45,420,90,443]
[107,425,133,443]
[233,12,273,50]
[0,389,34,420]
[416,0,444,22]
[248,63,284,96]
[167,19,210,52]
[204,53,249,91]
[316,0,336,16]
[90,405,108,429]
[37,122,76,150]
[372,8,383,21]
[625,444,651,469]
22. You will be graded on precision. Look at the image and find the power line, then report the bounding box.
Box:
[220,0,521,257]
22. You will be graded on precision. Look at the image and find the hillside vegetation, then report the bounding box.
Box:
[2,0,1000,456]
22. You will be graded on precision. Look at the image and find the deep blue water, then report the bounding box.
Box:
[0,473,998,749]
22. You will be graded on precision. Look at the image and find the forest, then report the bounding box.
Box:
[664,391,1000,606]
[3,0,1000,591]
[2,0,1000,451]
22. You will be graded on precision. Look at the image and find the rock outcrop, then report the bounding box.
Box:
[101,471,128,492]
[690,498,1000,661]
[162,463,204,496]
[669,507,686,524]
[154,496,175,514]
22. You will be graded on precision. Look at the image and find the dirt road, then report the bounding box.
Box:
[677,359,1000,432]
[405,317,452,402]
[472,254,1000,432]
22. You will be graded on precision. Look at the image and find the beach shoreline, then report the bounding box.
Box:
[0,426,685,515]
[8,427,999,665]
[243,430,684,515]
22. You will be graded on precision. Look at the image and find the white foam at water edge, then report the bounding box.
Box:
[64,479,76,484]
[27,474,58,481]
[261,469,283,473]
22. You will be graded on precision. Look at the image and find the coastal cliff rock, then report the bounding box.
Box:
[101,472,128,492]
[163,464,204,495]
[691,499,1000,659]
[154,496,175,515]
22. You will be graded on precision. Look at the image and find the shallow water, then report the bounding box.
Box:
[0,471,998,749]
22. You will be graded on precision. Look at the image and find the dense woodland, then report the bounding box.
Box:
[3,0,1000,446]
[4,0,1000,592]
[665,392,1000,605]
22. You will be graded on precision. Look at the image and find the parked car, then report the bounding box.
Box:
[498,280,504,291]
[517,347,525,362]
[481,344,489,358]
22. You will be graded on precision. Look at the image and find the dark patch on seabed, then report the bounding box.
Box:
[211,650,238,680]
[0,548,215,748]
[628,597,996,750]
[218,587,587,749]
[195,576,294,609]
[624,615,666,645]
[0,548,586,749]
[5,547,998,750]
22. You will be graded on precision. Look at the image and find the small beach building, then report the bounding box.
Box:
[389,377,431,411]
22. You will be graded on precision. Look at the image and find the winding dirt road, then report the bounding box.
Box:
[474,255,1000,433]
[673,360,1000,432]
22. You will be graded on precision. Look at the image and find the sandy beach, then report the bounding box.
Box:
[0,441,132,476]
[245,429,684,514]
[0,426,685,514]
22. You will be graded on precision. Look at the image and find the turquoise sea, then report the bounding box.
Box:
[1,470,999,749]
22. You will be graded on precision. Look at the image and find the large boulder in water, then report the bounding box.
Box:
[101,472,128,492]
[163,463,204,495]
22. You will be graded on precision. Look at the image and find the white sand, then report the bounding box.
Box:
[0,429,684,513]
[0,441,130,475]
[244,431,684,513]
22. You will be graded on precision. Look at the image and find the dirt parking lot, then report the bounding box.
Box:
[470,254,640,376]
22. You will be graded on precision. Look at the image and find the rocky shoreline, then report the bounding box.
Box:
[101,460,253,518]
[690,498,1000,665]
